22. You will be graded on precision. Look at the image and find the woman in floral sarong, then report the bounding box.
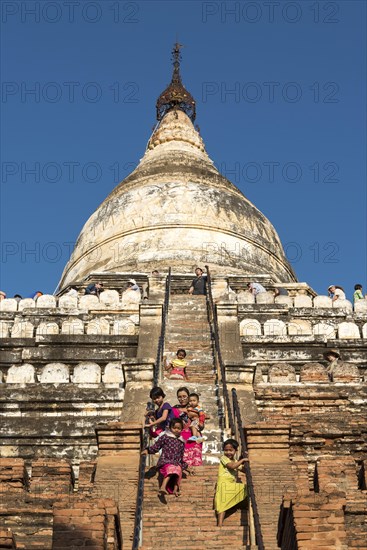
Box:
[172,386,203,466]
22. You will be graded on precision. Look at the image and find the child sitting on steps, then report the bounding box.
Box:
[165,349,189,381]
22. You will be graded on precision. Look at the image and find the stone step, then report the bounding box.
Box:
[142,463,247,547]
[165,319,210,327]
[163,350,213,358]
[169,296,207,304]
[167,314,208,321]
[165,333,212,341]
[164,336,212,344]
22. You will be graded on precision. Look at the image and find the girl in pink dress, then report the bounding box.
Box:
[141,418,192,496]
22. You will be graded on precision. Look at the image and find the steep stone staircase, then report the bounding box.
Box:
[141,465,248,549]
[139,293,293,550]
[138,294,249,549]
[163,293,225,462]
[164,295,215,383]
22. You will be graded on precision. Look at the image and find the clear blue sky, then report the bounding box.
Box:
[1,0,366,299]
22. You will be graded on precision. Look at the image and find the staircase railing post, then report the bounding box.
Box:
[205,265,235,434]
[232,388,265,550]
[154,268,171,386]
[249,500,256,547]
[205,266,264,548]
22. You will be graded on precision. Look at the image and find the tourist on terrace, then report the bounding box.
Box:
[141,418,193,497]
[127,278,140,292]
[353,284,363,303]
[323,349,340,380]
[247,282,266,295]
[188,267,207,295]
[85,282,104,297]
[215,438,248,527]
[0,291,6,301]
[273,287,288,297]
[172,387,203,466]
[13,294,22,303]
[327,285,345,302]
[31,291,43,301]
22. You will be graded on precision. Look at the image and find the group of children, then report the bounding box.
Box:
[142,352,248,526]
[145,385,205,443]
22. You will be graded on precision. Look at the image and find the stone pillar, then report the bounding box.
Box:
[217,304,255,383]
[94,422,143,545]
[137,303,162,359]
[217,304,243,363]
[212,277,229,302]
[245,424,293,550]
[147,275,166,302]
[95,422,143,455]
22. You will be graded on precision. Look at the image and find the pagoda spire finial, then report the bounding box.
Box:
[156,43,196,122]
[172,42,183,83]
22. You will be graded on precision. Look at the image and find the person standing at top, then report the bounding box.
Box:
[353,284,363,303]
[127,279,140,292]
[31,291,43,301]
[85,282,104,297]
[247,282,266,295]
[188,267,207,295]
[327,285,345,302]
[323,349,341,380]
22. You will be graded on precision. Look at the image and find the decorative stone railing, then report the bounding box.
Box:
[2,289,365,313]
[256,362,364,384]
[239,318,367,339]
[0,359,154,385]
[236,291,366,313]
[0,290,142,313]
[0,309,139,339]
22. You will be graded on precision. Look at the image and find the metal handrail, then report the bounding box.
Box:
[132,429,148,550]
[205,265,235,431]
[205,265,264,549]
[132,268,172,549]
[232,388,265,550]
[154,267,172,385]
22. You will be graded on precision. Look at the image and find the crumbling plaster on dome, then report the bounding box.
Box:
[59,110,296,289]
